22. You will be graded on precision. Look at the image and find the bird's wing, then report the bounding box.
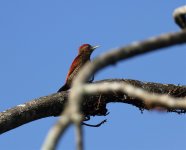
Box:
[65,55,81,81]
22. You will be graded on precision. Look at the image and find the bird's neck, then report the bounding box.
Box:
[79,52,91,61]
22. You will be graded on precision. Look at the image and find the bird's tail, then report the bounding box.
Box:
[57,83,69,92]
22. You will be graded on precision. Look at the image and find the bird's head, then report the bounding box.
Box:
[78,44,100,55]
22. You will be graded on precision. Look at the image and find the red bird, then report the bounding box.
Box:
[58,44,99,92]
[57,44,107,127]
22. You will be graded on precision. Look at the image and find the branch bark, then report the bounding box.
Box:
[0,79,186,135]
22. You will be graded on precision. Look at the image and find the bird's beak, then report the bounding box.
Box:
[91,45,100,50]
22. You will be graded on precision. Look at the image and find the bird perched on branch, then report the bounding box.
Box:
[58,44,99,92]
[57,44,107,127]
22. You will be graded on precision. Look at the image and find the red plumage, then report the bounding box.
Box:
[65,55,81,81]
[58,44,99,92]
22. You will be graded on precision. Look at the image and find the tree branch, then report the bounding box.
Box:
[1,79,186,135]
[173,5,186,29]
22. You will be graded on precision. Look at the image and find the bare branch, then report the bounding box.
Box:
[75,123,83,150]
[84,82,186,110]
[1,79,186,135]
[0,92,67,134]
[41,116,70,150]
[173,5,186,29]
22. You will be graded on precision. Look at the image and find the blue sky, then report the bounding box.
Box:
[0,0,186,150]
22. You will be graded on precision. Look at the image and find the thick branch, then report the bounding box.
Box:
[0,79,186,134]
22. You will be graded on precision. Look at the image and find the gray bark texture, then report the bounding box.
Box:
[0,79,186,134]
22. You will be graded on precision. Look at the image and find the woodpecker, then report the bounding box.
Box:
[57,44,107,127]
[58,44,99,92]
